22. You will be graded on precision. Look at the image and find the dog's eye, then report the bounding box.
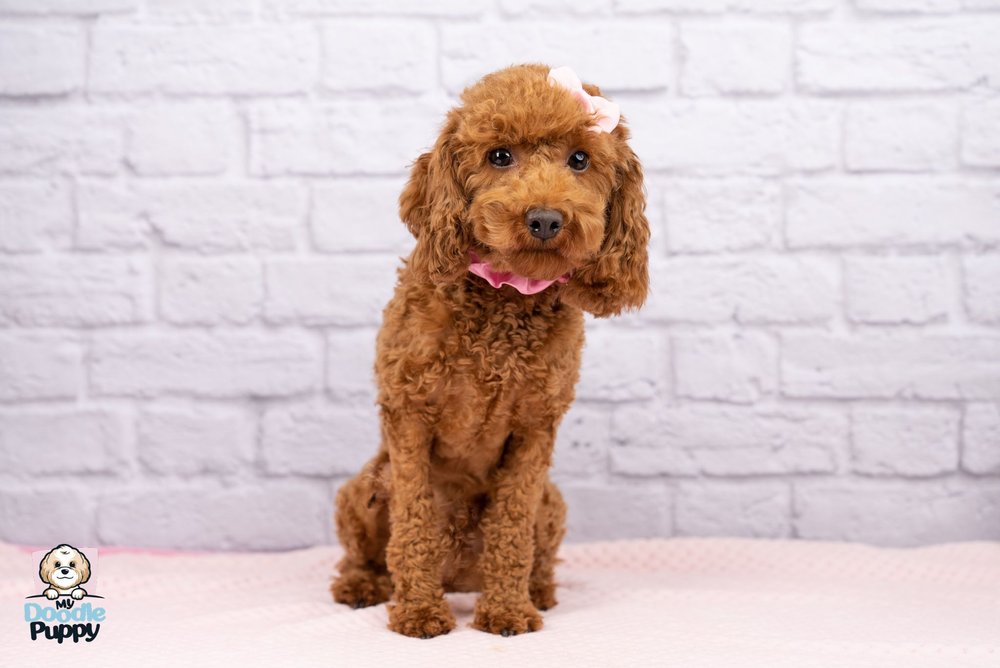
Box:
[487,148,513,168]
[54,561,60,567]
[568,150,590,172]
[70,561,75,568]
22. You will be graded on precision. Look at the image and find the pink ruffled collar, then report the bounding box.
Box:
[468,252,570,295]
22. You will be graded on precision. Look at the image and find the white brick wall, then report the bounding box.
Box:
[0,1,997,551]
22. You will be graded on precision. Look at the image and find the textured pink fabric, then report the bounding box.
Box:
[468,252,569,295]
[3,538,998,667]
[548,66,620,134]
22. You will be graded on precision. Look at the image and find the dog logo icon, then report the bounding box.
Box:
[24,544,105,643]
[38,544,91,600]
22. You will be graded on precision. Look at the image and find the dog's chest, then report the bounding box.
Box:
[428,296,582,466]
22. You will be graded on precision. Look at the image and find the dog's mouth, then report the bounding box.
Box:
[54,574,75,581]
[472,243,576,278]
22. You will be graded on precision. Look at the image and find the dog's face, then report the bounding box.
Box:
[39,544,90,590]
[401,64,649,317]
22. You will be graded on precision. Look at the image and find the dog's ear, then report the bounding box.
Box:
[561,123,649,317]
[399,111,471,284]
[38,550,54,585]
[77,550,91,585]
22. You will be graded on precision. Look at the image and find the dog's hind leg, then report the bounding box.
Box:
[529,478,566,611]
[331,455,393,609]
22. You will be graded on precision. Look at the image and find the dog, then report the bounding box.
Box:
[331,64,649,638]
[39,544,91,600]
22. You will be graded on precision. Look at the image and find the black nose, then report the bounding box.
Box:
[61,569,69,574]
[526,208,563,241]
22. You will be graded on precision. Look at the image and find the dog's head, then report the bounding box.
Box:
[39,544,90,591]
[400,64,649,317]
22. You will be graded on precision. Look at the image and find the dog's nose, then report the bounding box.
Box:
[61,569,69,575]
[525,208,563,241]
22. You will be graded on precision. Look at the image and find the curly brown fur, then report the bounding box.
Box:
[331,64,649,638]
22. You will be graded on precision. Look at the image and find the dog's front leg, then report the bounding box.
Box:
[473,425,553,636]
[383,413,455,639]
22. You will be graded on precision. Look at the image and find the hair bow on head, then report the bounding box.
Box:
[547,66,620,134]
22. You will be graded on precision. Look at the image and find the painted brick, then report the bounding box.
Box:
[616,0,729,11]
[782,335,1000,399]
[261,403,378,476]
[616,0,835,12]
[681,23,790,95]
[844,256,950,325]
[729,0,835,9]
[249,98,448,176]
[794,479,1000,546]
[851,406,960,476]
[76,181,306,252]
[552,405,612,478]
[261,0,482,16]
[643,256,838,324]
[627,100,838,174]
[0,3,996,550]
[562,482,672,541]
[962,403,1000,475]
[856,0,977,12]
[500,0,612,15]
[0,108,124,176]
[0,409,126,475]
[98,481,330,550]
[611,404,845,476]
[90,332,322,398]
[322,22,436,93]
[797,20,1000,92]
[786,178,1000,248]
[0,256,149,326]
[0,334,80,402]
[664,178,780,252]
[0,181,72,253]
[264,257,397,326]
[577,329,664,401]
[844,102,956,172]
[137,404,254,475]
[441,21,673,93]
[311,178,413,253]
[145,0,253,22]
[961,99,1000,167]
[673,332,778,404]
[326,329,377,401]
[0,27,85,95]
[675,481,791,538]
[0,488,96,547]
[160,257,262,325]
[90,26,319,94]
[0,0,135,13]
[963,255,1000,324]
[126,103,239,176]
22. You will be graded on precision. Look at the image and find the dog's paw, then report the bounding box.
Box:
[529,582,558,611]
[331,569,392,609]
[388,599,455,639]
[44,589,58,600]
[472,599,543,636]
[71,589,85,600]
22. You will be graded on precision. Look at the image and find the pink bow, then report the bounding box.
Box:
[547,66,620,134]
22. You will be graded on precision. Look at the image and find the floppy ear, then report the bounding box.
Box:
[561,127,649,317]
[399,111,471,284]
[38,551,54,585]
[77,551,91,585]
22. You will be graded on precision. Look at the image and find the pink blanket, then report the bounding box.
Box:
[3,539,998,667]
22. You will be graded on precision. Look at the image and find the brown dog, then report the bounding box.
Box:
[331,63,649,638]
